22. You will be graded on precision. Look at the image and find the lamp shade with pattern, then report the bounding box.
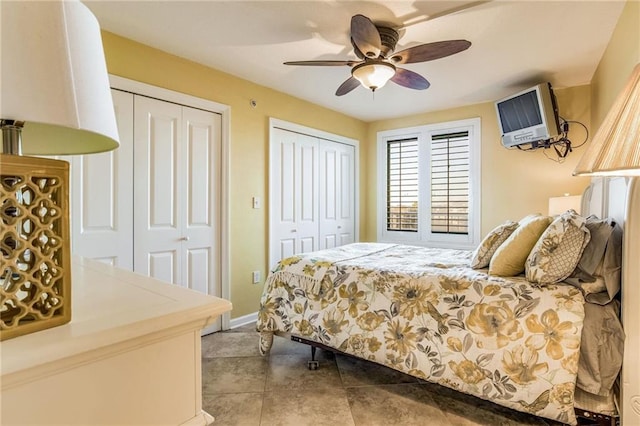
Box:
[574,63,640,176]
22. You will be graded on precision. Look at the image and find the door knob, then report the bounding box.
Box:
[180,236,190,241]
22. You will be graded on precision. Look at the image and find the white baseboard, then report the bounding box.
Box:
[228,312,258,330]
[179,411,215,426]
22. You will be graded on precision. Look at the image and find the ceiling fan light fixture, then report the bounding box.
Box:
[352,61,396,92]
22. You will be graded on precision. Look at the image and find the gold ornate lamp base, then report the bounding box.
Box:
[1,154,71,340]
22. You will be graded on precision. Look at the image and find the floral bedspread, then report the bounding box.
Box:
[257,243,585,425]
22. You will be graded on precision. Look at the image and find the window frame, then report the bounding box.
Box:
[376,118,481,249]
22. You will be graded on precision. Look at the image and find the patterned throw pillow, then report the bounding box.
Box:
[470,221,519,269]
[525,210,591,285]
[489,214,553,276]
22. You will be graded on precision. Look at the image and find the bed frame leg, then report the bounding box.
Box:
[308,345,319,370]
[289,335,321,370]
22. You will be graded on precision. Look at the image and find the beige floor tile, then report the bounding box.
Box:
[336,354,419,387]
[202,331,262,358]
[203,392,263,426]
[346,383,451,426]
[202,356,268,394]
[202,328,565,426]
[266,353,342,391]
[261,388,355,426]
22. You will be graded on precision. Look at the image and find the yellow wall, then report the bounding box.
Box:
[364,86,592,241]
[101,32,368,318]
[590,0,640,128]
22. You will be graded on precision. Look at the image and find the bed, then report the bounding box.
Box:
[257,177,636,425]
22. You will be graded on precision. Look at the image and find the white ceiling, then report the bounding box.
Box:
[83,0,626,122]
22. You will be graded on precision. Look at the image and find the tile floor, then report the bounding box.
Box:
[201,323,563,426]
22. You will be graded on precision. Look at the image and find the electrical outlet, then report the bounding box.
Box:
[252,270,261,284]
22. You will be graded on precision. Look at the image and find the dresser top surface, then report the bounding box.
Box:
[1,257,232,380]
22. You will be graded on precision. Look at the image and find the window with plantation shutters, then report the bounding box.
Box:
[430,132,470,235]
[377,118,481,249]
[387,138,418,232]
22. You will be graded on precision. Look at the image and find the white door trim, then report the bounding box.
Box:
[109,75,231,330]
[268,117,360,267]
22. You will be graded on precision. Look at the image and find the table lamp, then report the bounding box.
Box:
[1,0,119,340]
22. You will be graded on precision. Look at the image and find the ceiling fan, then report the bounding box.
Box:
[284,14,471,96]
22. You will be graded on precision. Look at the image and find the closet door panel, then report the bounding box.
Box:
[278,136,296,224]
[70,89,134,270]
[324,151,337,220]
[270,129,296,267]
[181,106,221,297]
[294,136,318,254]
[279,239,295,261]
[269,128,319,267]
[299,143,317,223]
[319,146,338,249]
[185,248,210,294]
[300,237,315,253]
[148,251,178,284]
[149,114,179,228]
[322,235,337,248]
[81,154,113,228]
[134,96,182,283]
[338,145,355,245]
[319,141,355,249]
[188,134,210,226]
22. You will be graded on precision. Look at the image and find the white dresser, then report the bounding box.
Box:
[1,257,232,425]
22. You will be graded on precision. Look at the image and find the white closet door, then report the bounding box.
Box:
[319,141,355,249]
[270,128,319,268]
[70,89,134,269]
[181,106,222,297]
[133,96,183,284]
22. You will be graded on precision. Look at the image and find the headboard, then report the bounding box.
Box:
[582,176,639,423]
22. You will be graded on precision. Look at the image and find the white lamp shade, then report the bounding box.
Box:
[1,0,119,155]
[573,63,640,176]
[352,62,396,91]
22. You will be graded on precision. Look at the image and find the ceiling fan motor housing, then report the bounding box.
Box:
[376,26,399,58]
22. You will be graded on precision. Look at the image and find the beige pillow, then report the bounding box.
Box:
[526,210,590,285]
[470,220,519,269]
[489,214,553,276]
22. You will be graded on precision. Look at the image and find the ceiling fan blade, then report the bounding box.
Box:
[391,40,471,64]
[391,68,430,90]
[350,14,381,59]
[350,38,366,60]
[284,60,357,66]
[335,76,361,96]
